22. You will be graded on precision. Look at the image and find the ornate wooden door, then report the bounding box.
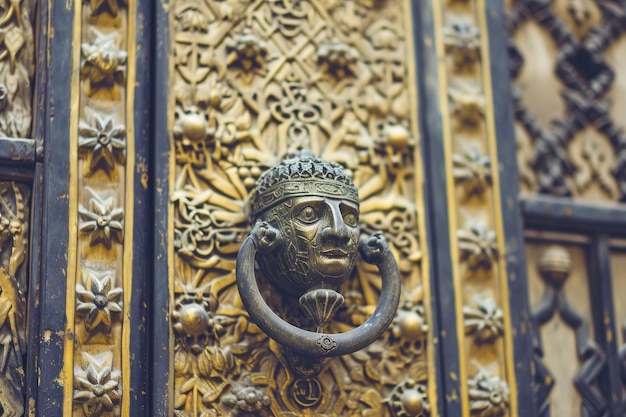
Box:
[2,0,624,416]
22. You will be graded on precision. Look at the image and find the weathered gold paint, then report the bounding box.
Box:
[431,0,469,414]
[122,0,138,413]
[433,0,517,415]
[477,1,518,413]
[63,0,83,413]
[404,0,439,411]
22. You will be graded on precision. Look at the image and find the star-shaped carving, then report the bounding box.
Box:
[78,192,124,248]
[78,114,126,175]
[88,0,127,17]
[81,28,127,98]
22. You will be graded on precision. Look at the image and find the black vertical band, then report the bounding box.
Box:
[36,0,73,414]
[413,1,462,415]
[485,1,537,415]
[589,234,624,416]
[149,0,173,415]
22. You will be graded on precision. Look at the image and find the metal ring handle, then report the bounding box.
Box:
[236,227,401,357]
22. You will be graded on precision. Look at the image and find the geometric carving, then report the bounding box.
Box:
[508,1,626,201]
[226,31,268,74]
[0,0,34,138]
[317,41,359,79]
[531,245,607,417]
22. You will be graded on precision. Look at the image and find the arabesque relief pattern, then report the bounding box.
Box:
[0,0,35,413]
[0,0,34,138]
[0,183,29,416]
[508,0,626,202]
[69,1,132,416]
[169,1,431,416]
[436,0,515,415]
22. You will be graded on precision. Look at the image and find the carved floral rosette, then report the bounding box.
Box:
[169,1,430,416]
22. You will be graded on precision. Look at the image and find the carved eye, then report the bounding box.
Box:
[296,206,319,224]
[343,212,357,227]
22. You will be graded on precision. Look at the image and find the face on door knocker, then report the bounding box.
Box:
[236,151,401,357]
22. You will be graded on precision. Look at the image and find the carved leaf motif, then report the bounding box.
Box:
[360,389,384,417]
[4,27,23,72]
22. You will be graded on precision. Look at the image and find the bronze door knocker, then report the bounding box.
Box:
[236,152,401,357]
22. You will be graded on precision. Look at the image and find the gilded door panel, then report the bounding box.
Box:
[166,1,434,416]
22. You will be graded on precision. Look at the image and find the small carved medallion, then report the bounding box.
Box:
[291,378,323,408]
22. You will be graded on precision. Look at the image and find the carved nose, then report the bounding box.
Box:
[322,206,349,244]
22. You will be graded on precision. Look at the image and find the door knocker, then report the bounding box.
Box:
[236,152,401,357]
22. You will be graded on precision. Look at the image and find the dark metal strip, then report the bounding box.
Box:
[36,0,73,414]
[485,2,537,415]
[521,196,626,235]
[128,0,154,413]
[150,0,172,415]
[0,138,36,166]
[414,1,462,415]
[589,234,624,415]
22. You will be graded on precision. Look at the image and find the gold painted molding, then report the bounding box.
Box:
[432,1,517,416]
[64,1,135,416]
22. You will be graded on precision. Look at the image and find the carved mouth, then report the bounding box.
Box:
[321,248,349,257]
